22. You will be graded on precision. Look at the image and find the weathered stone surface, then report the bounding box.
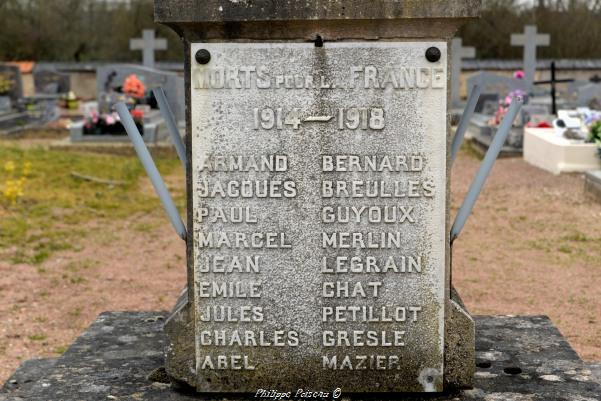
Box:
[155,0,481,41]
[445,288,475,389]
[585,170,601,203]
[187,41,448,393]
[587,362,601,384]
[1,358,58,395]
[2,312,600,400]
[164,289,195,387]
[155,0,481,22]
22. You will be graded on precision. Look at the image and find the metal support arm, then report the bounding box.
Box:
[116,102,187,241]
[152,87,187,169]
[451,83,482,165]
[450,96,524,242]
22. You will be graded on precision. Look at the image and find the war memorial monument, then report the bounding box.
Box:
[1,1,600,400]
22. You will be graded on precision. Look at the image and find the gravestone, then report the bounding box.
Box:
[465,26,551,155]
[577,83,601,108]
[511,25,550,87]
[156,0,479,393]
[0,64,23,103]
[70,64,184,143]
[451,38,475,107]
[130,29,168,69]
[585,170,601,203]
[96,64,184,123]
[0,64,30,133]
[0,95,11,114]
[467,71,528,103]
[33,67,71,95]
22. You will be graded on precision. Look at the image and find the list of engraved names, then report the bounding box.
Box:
[190,43,447,391]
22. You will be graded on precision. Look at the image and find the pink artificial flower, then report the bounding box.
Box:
[105,114,116,125]
[514,70,525,80]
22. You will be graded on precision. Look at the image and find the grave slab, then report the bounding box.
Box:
[2,312,600,401]
[33,67,71,95]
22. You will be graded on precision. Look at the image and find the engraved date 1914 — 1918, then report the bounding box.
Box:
[253,107,385,130]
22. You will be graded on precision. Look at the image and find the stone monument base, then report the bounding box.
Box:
[2,312,600,401]
[585,170,601,203]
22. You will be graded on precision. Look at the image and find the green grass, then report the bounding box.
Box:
[0,145,183,264]
[526,230,601,266]
[69,307,82,317]
[460,141,484,161]
[562,231,591,243]
[53,345,68,355]
[133,222,157,232]
[28,334,47,341]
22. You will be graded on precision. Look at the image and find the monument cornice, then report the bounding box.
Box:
[155,0,481,23]
[155,0,481,40]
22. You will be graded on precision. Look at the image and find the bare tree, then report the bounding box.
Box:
[459,0,601,59]
[1,0,600,61]
[0,0,182,62]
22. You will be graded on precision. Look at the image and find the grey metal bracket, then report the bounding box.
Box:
[450,96,524,243]
[451,83,482,165]
[153,87,187,169]
[116,102,187,241]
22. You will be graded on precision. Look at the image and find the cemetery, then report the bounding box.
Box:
[0,0,600,400]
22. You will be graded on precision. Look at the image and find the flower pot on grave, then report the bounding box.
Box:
[67,99,78,110]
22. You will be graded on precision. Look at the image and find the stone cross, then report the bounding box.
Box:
[129,29,167,69]
[511,25,550,86]
[451,38,476,106]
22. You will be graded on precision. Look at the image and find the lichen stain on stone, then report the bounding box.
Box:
[475,371,498,379]
[477,350,509,362]
[539,374,563,382]
[572,375,593,382]
[118,335,138,343]
[78,384,111,393]
[483,393,534,401]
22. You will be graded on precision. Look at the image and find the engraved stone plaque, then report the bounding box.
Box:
[190,42,448,392]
